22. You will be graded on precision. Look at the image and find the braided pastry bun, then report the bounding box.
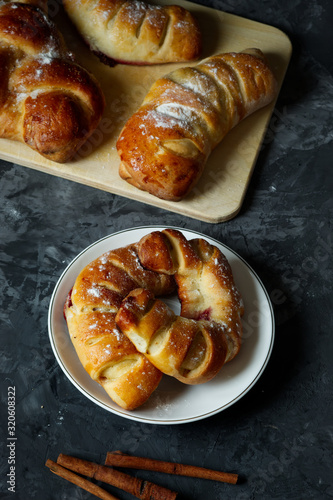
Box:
[116,229,244,384]
[62,0,201,66]
[64,242,175,410]
[117,48,278,200]
[0,0,105,162]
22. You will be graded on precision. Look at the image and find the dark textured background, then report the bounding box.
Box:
[1,0,332,498]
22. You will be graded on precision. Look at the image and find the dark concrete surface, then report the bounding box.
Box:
[1,0,332,498]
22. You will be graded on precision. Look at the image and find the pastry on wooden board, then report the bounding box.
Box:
[117,48,278,201]
[62,0,202,65]
[0,0,105,162]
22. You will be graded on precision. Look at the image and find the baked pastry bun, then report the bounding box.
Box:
[116,229,244,384]
[0,0,105,162]
[64,241,175,410]
[117,49,278,200]
[64,230,243,408]
[62,0,202,65]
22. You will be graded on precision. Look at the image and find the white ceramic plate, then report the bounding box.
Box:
[48,226,275,425]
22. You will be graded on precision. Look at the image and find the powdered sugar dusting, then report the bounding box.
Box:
[156,103,198,124]
[37,36,61,65]
[121,0,147,25]
[87,284,102,298]
[180,71,215,98]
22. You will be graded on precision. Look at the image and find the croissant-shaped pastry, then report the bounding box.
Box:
[117,49,278,200]
[0,0,105,162]
[116,229,244,384]
[64,242,175,410]
[62,0,201,66]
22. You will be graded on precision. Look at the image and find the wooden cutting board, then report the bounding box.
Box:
[0,0,292,223]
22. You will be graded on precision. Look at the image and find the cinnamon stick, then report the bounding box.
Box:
[45,459,119,500]
[57,454,178,500]
[105,451,238,485]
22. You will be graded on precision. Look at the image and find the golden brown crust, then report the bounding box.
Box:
[117,49,278,200]
[62,0,202,65]
[116,288,228,385]
[65,231,243,405]
[115,229,244,384]
[0,1,105,162]
[64,243,175,410]
[140,229,244,362]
